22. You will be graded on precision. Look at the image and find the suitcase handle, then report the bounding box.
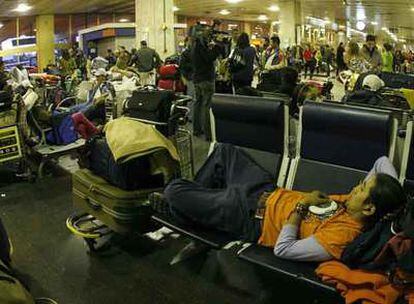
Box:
[86,198,102,211]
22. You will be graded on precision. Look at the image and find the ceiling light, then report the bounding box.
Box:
[0,23,3,29]
[268,5,280,12]
[370,21,378,25]
[13,3,32,13]
[226,0,243,3]
[172,6,180,12]
[219,9,231,15]
[257,15,268,21]
[411,7,414,11]
[119,18,129,22]
[381,27,388,31]
[271,21,281,25]
[356,21,366,31]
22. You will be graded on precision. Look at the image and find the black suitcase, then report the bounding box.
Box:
[86,136,165,191]
[123,88,175,124]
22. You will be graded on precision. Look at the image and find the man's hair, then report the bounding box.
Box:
[366,34,376,42]
[384,43,393,52]
[270,35,280,46]
[367,173,407,224]
[140,40,147,46]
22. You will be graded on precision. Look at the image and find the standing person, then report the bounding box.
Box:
[345,41,371,74]
[361,35,382,73]
[105,49,117,68]
[191,30,222,140]
[180,37,195,120]
[381,43,394,73]
[262,35,285,72]
[58,49,77,78]
[229,32,256,89]
[135,40,162,86]
[303,44,315,79]
[115,47,130,70]
[336,42,346,77]
[394,49,404,73]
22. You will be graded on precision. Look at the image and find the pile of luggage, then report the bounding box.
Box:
[70,87,190,236]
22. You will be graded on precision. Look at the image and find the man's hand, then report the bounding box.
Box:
[301,191,331,207]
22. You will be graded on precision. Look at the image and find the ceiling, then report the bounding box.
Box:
[0,0,135,16]
[174,0,414,41]
[0,0,412,41]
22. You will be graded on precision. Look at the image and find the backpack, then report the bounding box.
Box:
[0,260,34,304]
[341,199,414,285]
[46,112,78,145]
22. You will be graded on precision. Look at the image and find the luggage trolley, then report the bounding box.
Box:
[0,94,32,180]
[66,94,194,252]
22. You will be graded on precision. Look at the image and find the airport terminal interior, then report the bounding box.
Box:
[1,0,414,303]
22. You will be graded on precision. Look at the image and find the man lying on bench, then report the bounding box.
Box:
[151,144,406,262]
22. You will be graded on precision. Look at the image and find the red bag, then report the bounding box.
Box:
[157,79,186,93]
[159,64,179,79]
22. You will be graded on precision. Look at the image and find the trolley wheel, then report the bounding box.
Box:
[83,236,112,254]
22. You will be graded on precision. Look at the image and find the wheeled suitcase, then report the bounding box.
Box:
[72,169,161,234]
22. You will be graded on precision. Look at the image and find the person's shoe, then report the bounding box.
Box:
[148,192,170,216]
[170,241,210,265]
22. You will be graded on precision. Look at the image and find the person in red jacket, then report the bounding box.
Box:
[303,44,316,79]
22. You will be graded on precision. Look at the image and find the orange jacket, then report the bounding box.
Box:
[316,260,414,304]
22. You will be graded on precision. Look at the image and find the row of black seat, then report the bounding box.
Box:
[152,93,414,301]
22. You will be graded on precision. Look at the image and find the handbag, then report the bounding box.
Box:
[228,48,246,73]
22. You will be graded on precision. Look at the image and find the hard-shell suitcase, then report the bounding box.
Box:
[72,169,161,234]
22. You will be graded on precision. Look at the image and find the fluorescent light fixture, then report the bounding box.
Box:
[119,18,129,22]
[356,21,365,31]
[219,9,231,15]
[226,0,243,3]
[257,15,268,21]
[370,21,378,25]
[381,27,388,31]
[268,5,280,12]
[411,7,414,11]
[0,23,3,29]
[172,6,180,12]
[13,3,32,13]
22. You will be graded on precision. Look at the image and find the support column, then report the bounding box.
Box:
[135,0,175,59]
[36,15,55,72]
[278,0,302,47]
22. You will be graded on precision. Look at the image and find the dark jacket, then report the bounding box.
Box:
[179,47,193,81]
[191,39,221,83]
[135,47,162,72]
[231,46,256,86]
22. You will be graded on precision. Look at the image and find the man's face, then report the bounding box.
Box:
[345,176,377,215]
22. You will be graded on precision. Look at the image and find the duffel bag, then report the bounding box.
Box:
[159,64,179,80]
[380,72,414,90]
[86,135,165,191]
[123,88,175,124]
